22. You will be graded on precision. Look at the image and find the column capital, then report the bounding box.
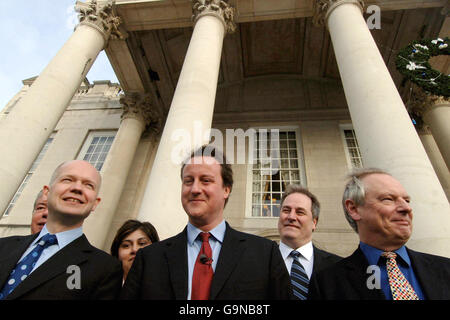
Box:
[75,0,126,44]
[120,93,163,134]
[313,0,364,27]
[191,0,236,34]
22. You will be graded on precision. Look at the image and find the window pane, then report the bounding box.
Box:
[252,205,261,217]
[343,128,363,168]
[79,133,116,173]
[289,140,296,148]
[250,129,302,217]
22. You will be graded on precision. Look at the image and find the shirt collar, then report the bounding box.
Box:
[279,241,314,262]
[35,224,83,250]
[359,241,411,267]
[187,220,226,245]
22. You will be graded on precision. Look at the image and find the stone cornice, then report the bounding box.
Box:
[120,92,163,134]
[313,0,365,27]
[75,0,126,44]
[191,0,236,34]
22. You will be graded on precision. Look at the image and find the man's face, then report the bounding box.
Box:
[278,192,317,249]
[181,156,230,230]
[347,174,413,250]
[31,193,48,234]
[45,161,101,224]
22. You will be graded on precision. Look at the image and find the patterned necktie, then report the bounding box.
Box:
[381,251,419,300]
[290,250,309,300]
[0,233,57,300]
[191,232,214,300]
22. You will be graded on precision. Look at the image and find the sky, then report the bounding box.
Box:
[0,0,118,111]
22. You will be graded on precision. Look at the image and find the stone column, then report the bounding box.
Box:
[137,0,236,239]
[0,0,123,215]
[314,0,450,257]
[417,95,450,171]
[417,126,450,201]
[84,93,161,249]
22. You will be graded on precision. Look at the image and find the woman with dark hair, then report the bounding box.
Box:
[111,219,159,282]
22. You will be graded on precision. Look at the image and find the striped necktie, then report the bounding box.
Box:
[381,252,419,300]
[290,250,309,300]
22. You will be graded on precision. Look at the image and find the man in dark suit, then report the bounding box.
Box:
[31,190,48,234]
[121,145,291,300]
[309,168,450,300]
[0,160,122,300]
[277,184,341,299]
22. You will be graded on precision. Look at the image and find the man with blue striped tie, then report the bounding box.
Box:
[278,184,341,300]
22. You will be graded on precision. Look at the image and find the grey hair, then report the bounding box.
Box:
[280,184,321,223]
[32,190,44,213]
[342,168,391,233]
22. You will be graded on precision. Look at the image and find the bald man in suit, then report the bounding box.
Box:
[0,160,122,300]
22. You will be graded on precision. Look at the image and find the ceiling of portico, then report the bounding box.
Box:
[106,1,448,122]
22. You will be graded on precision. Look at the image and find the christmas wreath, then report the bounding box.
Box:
[396,37,449,97]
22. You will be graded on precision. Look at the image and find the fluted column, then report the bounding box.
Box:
[137,0,236,239]
[0,0,124,215]
[84,93,161,249]
[314,0,450,257]
[417,126,450,201]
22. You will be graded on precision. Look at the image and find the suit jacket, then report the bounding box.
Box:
[121,222,292,300]
[309,246,450,300]
[0,233,123,300]
[312,245,342,275]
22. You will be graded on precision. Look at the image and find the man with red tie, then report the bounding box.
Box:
[121,145,291,300]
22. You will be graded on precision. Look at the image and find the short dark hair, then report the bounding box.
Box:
[280,184,321,222]
[180,145,233,205]
[110,219,160,257]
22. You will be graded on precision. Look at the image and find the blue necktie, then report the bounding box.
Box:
[290,250,309,300]
[0,233,57,300]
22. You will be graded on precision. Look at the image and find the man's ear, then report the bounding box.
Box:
[312,218,318,232]
[91,197,101,213]
[345,199,361,221]
[42,185,50,196]
[223,186,231,200]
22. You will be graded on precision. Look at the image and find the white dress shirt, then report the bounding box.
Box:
[279,241,314,279]
[18,224,83,274]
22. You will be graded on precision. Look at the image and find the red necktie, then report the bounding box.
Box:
[191,232,213,300]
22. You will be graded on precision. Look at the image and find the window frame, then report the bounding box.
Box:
[245,126,307,219]
[339,124,363,170]
[76,130,116,172]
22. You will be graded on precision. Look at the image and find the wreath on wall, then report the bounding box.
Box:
[396,37,449,97]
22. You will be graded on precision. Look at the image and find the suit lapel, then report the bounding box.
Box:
[344,248,385,299]
[7,235,92,300]
[312,246,325,275]
[165,229,189,300]
[210,223,246,300]
[407,248,438,300]
[0,234,38,289]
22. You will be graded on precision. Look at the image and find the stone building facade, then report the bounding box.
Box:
[0,0,449,258]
